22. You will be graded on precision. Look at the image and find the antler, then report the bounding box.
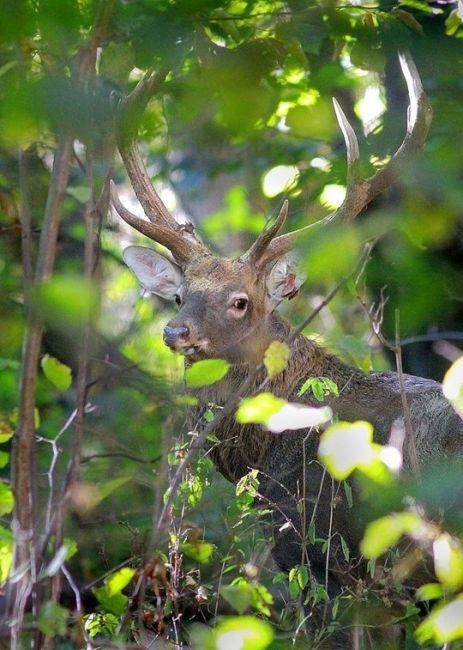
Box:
[246,51,432,269]
[111,69,209,267]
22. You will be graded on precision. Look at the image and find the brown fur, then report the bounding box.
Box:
[167,257,463,613]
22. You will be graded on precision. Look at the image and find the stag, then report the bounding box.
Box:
[111,53,462,641]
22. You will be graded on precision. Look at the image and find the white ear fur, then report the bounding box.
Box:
[266,256,305,310]
[123,246,183,300]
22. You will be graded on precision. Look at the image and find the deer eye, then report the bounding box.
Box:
[175,294,182,306]
[233,298,248,310]
[232,297,248,312]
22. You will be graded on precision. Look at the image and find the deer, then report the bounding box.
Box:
[110,53,463,643]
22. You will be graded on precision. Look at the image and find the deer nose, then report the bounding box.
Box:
[163,325,190,348]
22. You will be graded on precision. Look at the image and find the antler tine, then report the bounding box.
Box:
[113,71,207,266]
[111,181,198,265]
[252,50,432,268]
[241,200,288,265]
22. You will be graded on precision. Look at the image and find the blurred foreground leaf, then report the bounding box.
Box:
[41,354,72,391]
[185,359,231,388]
[360,512,422,559]
[416,594,463,644]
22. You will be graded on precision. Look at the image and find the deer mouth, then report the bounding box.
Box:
[184,340,209,360]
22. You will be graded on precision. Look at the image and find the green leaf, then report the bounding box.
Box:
[185,359,231,388]
[433,534,463,591]
[0,417,13,443]
[181,541,215,564]
[318,421,377,480]
[215,616,274,650]
[94,587,127,616]
[63,537,78,560]
[84,612,119,640]
[340,535,350,562]
[443,357,463,418]
[298,377,339,400]
[264,341,290,378]
[235,392,285,425]
[236,470,260,497]
[41,354,72,391]
[107,567,136,596]
[360,512,422,559]
[93,567,136,616]
[0,451,9,469]
[343,481,353,508]
[0,482,14,516]
[265,403,332,433]
[416,583,444,602]
[0,525,13,582]
[220,583,252,614]
[38,601,68,636]
[416,594,463,644]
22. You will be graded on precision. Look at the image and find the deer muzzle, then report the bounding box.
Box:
[163,325,190,350]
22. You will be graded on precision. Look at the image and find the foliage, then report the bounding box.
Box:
[1,0,463,647]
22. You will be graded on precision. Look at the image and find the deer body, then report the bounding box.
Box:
[110,52,461,634]
[187,310,462,588]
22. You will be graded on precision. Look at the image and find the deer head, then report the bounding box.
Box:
[111,52,431,364]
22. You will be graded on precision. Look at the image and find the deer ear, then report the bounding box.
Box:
[123,246,183,300]
[266,256,305,309]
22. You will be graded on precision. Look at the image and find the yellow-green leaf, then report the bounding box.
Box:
[416,583,444,602]
[181,541,215,564]
[360,512,422,559]
[215,616,274,650]
[0,482,14,516]
[443,357,463,418]
[266,403,332,433]
[41,354,72,391]
[236,393,285,425]
[416,594,463,644]
[0,417,13,444]
[0,525,13,582]
[433,534,463,591]
[318,421,376,480]
[107,567,136,596]
[264,341,290,378]
[220,583,252,614]
[185,359,231,388]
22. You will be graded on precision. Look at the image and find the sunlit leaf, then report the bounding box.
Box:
[262,165,298,198]
[181,541,215,564]
[0,417,13,443]
[185,359,231,388]
[266,403,332,433]
[107,567,136,596]
[360,512,422,559]
[0,482,14,516]
[41,354,72,391]
[236,470,259,497]
[235,393,285,425]
[318,421,376,480]
[0,451,9,469]
[215,615,274,650]
[416,594,463,644]
[0,525,13,582]
[84,612,119,639]
[264,341,290,378]
[443,357,463,418]
[416,583,444,602]
[433,534,463,591]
